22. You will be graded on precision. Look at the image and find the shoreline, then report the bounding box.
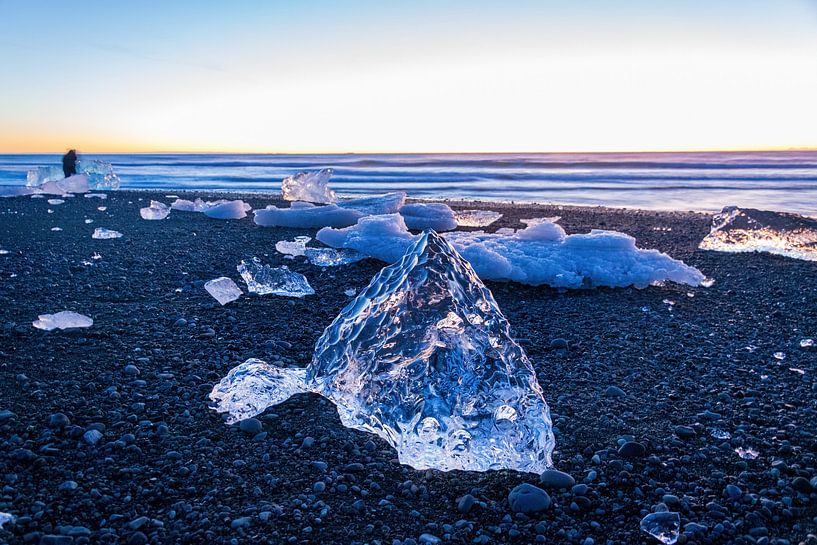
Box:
[1,190,815,544]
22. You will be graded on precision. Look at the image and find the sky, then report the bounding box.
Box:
[0,0,816,153]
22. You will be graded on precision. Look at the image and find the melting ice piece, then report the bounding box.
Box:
[304,247,366,267]
[204,277,242,305]
[338,192,406,216]
[140,200,171,220]
[454,209,503,227]
[92,228,123,239]
[710,428,731,440]
[32,311,93,331]
[237,259,315,297]
[699,206,817,261]
[318,215,706,288]
[203,200,250,220]
[282,169,337,203]
[275,236,312,257]
[801,338,815,348]
[171,198,209,212]
[85,193,107,199]
[26,166,64,187]
[400,202,458,232]
[47,199,65,205]
[255,201,362,229]
[211,231,555,473]
[0,511,13,528]
[735,447,759,460]
[76,159,121,190]
[640,512,681,545]
[521,216,561,227]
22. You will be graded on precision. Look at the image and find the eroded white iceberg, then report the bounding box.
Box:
[338,192,406,216]
[211,231,555,473]
[32,311,93,331]
[282,169,336,203]
[92,228,123,239]
[140,201,171,220]
[318,214,706,288]
[454,209,503,227]
[237,259,315,297]
[205,277,242,305]
[400,202,458,232]
[204,200,250,220]
[699,206,817,261]
[254,202,362,229]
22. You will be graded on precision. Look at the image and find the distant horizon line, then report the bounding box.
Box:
[2,147,816,156]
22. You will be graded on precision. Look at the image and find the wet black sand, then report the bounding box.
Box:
[1,191,816,545]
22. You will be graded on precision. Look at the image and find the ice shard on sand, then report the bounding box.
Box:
[281,168,337,203]
[237,259,315,298]
[32,311,93,331]
[140,201,171,220]
[211,231,555,473]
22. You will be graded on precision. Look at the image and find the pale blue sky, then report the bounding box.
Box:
[1,0,816,152]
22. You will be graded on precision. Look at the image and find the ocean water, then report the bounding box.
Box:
[1,151,816,215]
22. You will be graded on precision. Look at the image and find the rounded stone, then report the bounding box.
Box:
[539,469,575,488]
[47,413,70,428]
[508,483,551,513]
[618,441,646,458]
[238,418,262,434]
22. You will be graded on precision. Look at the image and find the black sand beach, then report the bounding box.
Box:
[1,192,816,544]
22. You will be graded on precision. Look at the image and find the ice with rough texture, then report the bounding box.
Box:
[304,247,366,267]
[211,231,554,473]
[76,159,121,190]
[254,201,363,228]
[203,200,250,220]
[699,206,817,261]
[454,209,503,227]
[338,192,406,215]
[640,512,681,545]
[0,511,13,528]
[318,215,706,288]
[282,169,337,203]
[32,311,93,331]
[170,198,210,212]
[237,259,315,297]
[275,236,312,257]
[204,277,242,305]
[400,202,458,231]
[92,228,123,239]
[140,201,170,220]
[26,166,64,187]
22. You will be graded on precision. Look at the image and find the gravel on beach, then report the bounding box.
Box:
[1,191,816,545]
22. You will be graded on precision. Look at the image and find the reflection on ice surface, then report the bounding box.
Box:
[237,259,315,298]
[699,206,817,261]
[282,169,336,203]
[454,209,503,227]
[211,231,554,473]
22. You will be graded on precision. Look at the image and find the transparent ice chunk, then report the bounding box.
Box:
[338,192,406,216]
[454,209,503,227]
[140,200,170,220]
[203,200,250,220]
[204,277,242,305]
[76,159,121,190]
[735,447,759,459]
[640,512,681,545]
[304,247,365,267]
[32,311,93,331]
[255,201,363,229]
[282,169,337,203]
[699,206,817,261]
[237,259,315,297]
[400,203,458,231]
[710,428,731,440]
[276,236,312,257]
[801,338,814,348]
[211,231,555,473]
[92,228,123,239]
[26,166,63,187]
[47,199,64,205]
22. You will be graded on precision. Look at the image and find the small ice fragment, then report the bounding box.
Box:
[204,277,242,305]
[304,247,365,267]
[203,200,250,220]
[140,200,170,220]
[640,512,681,545]
[51,227,62,231]
[400,202,458,231]
[734,447,759,460]
[97,206,107,211]
[92,228,123,239]
[0,511,13,528]
[237,259,315,297]
[641,306,650,312]
[282,168,336,203]
[773,352,786,360]
[710,428,731,440]
[48,209,54,213]
[454,209,503,227]
[47,199,65,205]
[84,219,93,224]
[701,278,715,288]
[275,236,312,257]
[92,252,102,260]
[0,249,9,255]
[32,311,93,331]
[800,338,814,348]
[166,194,178,199]
[85,193,107,199]
[344,288,356,296]
[662,299,675,306]
[790,368,805,375]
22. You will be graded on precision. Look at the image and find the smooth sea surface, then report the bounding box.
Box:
[2,151,816,215]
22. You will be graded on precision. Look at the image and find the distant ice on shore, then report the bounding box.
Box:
[317,214,706,288]
[32,311,93,331]
[699,206,817,261]
[170,198,250,219]
[254,192,406,229]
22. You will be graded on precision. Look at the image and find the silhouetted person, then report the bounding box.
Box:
[62,149,77,178]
